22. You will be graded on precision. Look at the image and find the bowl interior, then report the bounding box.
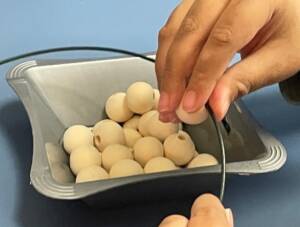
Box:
[23,57,266,184]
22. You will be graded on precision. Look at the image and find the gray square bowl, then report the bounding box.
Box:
[6,55,287,207]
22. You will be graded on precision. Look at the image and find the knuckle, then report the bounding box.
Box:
[196,50,214,66]
[158,26,175,41]
[210,26,234,45]
[179,15,200,35]
[192,69,206,81]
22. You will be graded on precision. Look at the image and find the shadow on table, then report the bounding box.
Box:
[0,100,192,227]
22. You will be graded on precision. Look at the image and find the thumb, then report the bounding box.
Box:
[189,193,232,227]
[209,41,300,121]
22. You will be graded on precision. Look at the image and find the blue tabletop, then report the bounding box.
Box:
[1,1,300,227]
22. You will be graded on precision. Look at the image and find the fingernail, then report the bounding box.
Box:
[159,92,170,113]
[171,115,180,123]
[182,90,197,112]
[167,113,175,122]
[225,208,234,227]
[159,112,169,122]
[159,112,178,123]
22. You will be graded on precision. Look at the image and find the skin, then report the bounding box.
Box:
[157,0,300,225]
[156,0,300,122]
[158,194,233,227]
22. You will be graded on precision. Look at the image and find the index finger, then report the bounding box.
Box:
[156,0,195,87]
[158,0,228,115]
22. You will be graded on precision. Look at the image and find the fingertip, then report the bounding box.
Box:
[182,90,210,114]
[159,86,185,115]
[158,92,170,113]
[193,193,222,206]
[159,112,170,122]
[159,214,188,227]
[182,90,197,112]
[189,194,231,226]
[159,112,178,123]
[191,193,225,217]
[209,97,230,122]
[209,81,232,121]
[170,114,181,123]
[225,208,234,227]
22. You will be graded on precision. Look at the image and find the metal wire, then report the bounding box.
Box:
[0,46,226,201]
[207,106,226,201]
[0,46,155,65]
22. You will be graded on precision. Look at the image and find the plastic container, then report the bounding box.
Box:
[6,55,287,207]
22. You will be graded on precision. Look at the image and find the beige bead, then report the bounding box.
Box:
[93,119,113,129]
[70,145,101,175]
[123,128,142,147]
[126,82,154,114]
[153,89,160,110]
[164,131,195,166]
[144,157,177,174]
[76,165,109,183]
[102,144,133,171]
[93,119,125,151]
[133,136,164,167]
[178,130,194,143]
[138,110,156,136]
[63,125,93,154]
[109,159,144,178]
[148,111,180,141]
[187,153,218,168]
[176,103,209,125]
[123,115,140,130]
[193,150,199,158]
[105,92,133,122]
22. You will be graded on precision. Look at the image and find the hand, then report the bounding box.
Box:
[156,0,300,122]
[158,194,233,227]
